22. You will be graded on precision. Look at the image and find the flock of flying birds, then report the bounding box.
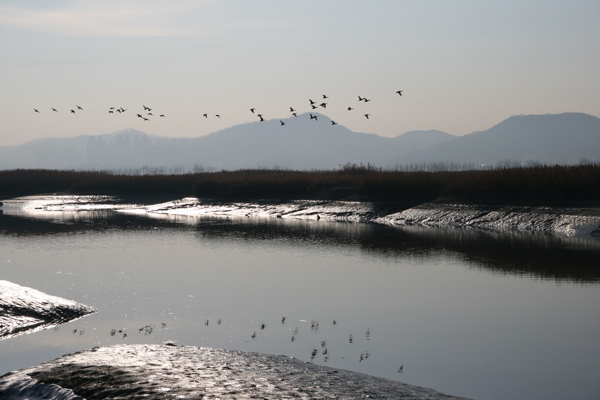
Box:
[32,90,404,127]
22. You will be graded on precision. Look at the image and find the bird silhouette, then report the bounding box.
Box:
[215,114,220,118]
[364,114,370,119]
[363,98,371,102]
[291,113,297,117]
[347,107,354,111]
[110,107,115,110]
[71,110,75,114]
[258,114,265,122]
[109,110,114,113]
[310,114,318,121]
[33,108,40,113]
[358,96,364,101]
[323,95,329,99]
[76,105,83,110]
[320,103,327,108]
[117,109,122,113]
[280,120,285,126]
[160,114,165,117]
[290,107,296,112]
[203,114,208,118]
[137,114,142,118]
[142,117,149,121]
[120,107,126,112]
[148,112,153,116]
[250,108,255,113]
[396,90,403,96]
[311,105,317,109]
[331,121,337,125]
[51,108,58,112]
[309,99,316,105]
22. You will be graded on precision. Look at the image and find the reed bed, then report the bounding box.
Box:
[1,164,599,206]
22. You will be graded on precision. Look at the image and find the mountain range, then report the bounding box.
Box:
[0,112,598,171]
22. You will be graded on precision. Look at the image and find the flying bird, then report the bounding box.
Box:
[203,114,208,118]
[331,120,337,125]
[33,108,40,113]
[109,110,114,113]
[280,120,285,126]
[322,95,329,99]
[120,107,126,112]
[363,98,371,102]
[76,105,83,110]
[160,114,165,117]
[250,108,255,113]
[51,108,58,112]
[291,113,297,117]
[311,105,317,109]
[396,90,403,96]
[358,96,364,101]
[143,117,149,121]
[71,110,76,114]
[364,114,370,119]
[310,114,318,121]
[215,114,220,118]
[259,115,265,122]
[148,112,153,116]
[320,103,327,108]
[347,107,354,111]
[309,99,316,105]
[290,107,296,112]
[137,114,142,118]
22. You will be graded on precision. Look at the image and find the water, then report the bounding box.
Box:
[1,209,599,400]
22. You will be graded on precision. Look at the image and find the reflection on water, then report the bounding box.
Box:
[1,211,600,400]
[3,211,598,283]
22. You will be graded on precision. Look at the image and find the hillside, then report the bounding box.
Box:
[0,112,598,171]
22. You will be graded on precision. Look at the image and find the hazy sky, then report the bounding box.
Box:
[1,0,599,146]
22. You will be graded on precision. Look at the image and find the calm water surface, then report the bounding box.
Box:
[1,209,599,400]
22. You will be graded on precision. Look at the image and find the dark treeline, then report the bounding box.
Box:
[1,163,599,206]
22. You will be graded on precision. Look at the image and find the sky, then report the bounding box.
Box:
[1,0,599,147]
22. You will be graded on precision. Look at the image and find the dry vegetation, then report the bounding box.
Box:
[1,164,599,206]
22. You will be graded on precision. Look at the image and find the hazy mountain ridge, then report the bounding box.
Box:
[0,112,598,171]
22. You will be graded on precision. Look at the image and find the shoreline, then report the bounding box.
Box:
[0,344,472,400]
[2,195,600,237]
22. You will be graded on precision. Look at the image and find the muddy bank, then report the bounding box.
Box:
[376,203,600,237]
[3,195,600,237]
[0,281,96,341]
[118,197,600,237]
[0,344,471,400]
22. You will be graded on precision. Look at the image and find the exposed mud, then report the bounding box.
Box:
[0,281,96,341]
[0,344,471,400]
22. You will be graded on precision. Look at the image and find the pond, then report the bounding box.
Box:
[1,207,599,400]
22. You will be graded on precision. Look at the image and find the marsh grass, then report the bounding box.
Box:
[1,164,599,206]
